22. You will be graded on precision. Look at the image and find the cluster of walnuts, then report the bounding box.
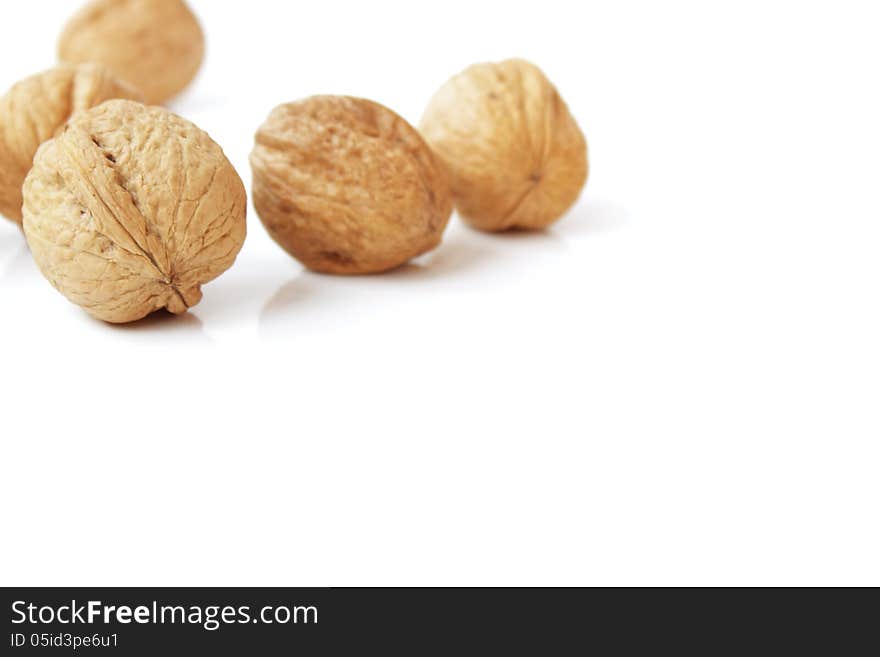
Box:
[0,0,588,324]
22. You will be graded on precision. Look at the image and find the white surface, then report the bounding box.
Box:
[1,0,878,586]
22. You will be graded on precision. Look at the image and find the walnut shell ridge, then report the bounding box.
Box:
[22,100,247,324]
[0,64,142,224]
[250,96,453,275]
[58,0,205,104]
[420,59,588,232]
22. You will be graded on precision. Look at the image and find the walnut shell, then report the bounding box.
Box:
[420,59,588,232]
[58,0,204,104]
[22,99,246,324]
[250,96,453,275]
[0,64,142,224]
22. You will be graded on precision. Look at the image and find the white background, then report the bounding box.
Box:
[1,0,878,586]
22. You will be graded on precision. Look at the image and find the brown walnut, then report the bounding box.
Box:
[0,64,142,224]
[22,100,247,324]
[58,0,205,104]
[250,96,453,275]
[420,59,588,232]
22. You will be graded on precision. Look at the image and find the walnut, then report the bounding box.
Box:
[58,0,205,104]
[22,99,247,324]
[250,95,452,275]
[0,64,142,224]
[420,59,588,232]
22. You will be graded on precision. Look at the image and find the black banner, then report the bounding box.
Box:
[1,588,875,654]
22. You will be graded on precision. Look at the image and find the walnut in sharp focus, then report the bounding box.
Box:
[22,100,247,324]
[250,96,453,275]
[420,59,588,232]
[0,64,142,224]
[58,0,204,104]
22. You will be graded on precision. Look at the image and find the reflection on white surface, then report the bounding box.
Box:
[0,199,623,344]
[96,310,212,343]
[257,218,584,339]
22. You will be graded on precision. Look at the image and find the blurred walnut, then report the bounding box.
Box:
[250,96,452,275]
[420,59,588,232]
[58,0,204,104]
[0,64,141,224]
[22,100,246,323]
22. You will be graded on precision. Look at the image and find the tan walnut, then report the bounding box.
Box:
[22,100,247,324]
[0,64,142,224]
[420,59,588,232]
[58,0,204,104]
[250,96,453,275]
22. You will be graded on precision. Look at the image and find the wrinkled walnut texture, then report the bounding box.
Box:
[0,64,141,224]
[23,100,246,323]
[420,59,588,231]
[58,0,204,104]
[250,96,452,274]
